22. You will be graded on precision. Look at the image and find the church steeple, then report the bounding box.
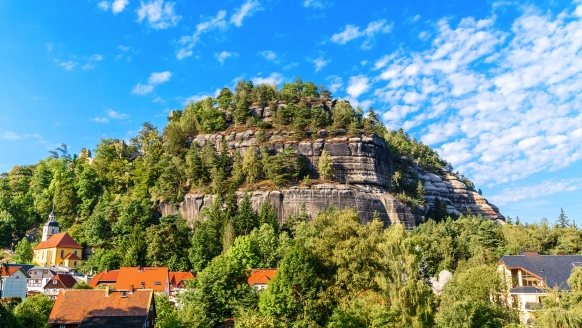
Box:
[42,209,60,242]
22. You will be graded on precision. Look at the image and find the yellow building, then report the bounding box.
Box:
[33,211,83,268]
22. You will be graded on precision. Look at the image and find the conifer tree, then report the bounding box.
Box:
[318,150,333,181]
[557,208,570,228]
[242,147,260,184]
[234,193,258,236]
[258,202,279,233]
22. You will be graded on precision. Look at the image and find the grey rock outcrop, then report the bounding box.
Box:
[160,184,417,230]
[163,129,504,228]
[429,270,453,295]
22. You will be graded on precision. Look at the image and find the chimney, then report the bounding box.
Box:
[105,285,111,296]
[129,285,134,293]
[141,282,145,289]
[105,268,108,273]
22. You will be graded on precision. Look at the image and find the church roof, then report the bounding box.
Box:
[34,232,83,250]
[44,221,59,227]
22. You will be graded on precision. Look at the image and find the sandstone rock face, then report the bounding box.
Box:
[416,169,504,221]
[160,184,417,230]
[164,129,504,228]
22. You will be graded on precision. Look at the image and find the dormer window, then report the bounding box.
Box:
[522,271,538,287]
[154,282,161,286]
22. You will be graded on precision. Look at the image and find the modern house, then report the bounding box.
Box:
[1,266,29,299]
[42,273,78,300]
[47,288,156,327]
[169,271,195,301]
[33,211,83,268]
[88,268,119,288]
[90,267,172,296]
[27,266,57,295]
[248,269,277,291]
[498,251,582,324]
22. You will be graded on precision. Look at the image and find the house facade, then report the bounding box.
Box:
[42,273,78,300]
[27,267,56,295]
[1,266,29,299]
[48,288,156,327]
[498,251,582,324]
[248,269,277,291]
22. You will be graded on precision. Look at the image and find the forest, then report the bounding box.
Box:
[2,78,582,327]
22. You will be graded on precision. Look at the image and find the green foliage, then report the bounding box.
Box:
[12,238,34,264]
[72,281,92,289]
[317,150,333,180]
[260,146,306,187]
[13,294,54,328]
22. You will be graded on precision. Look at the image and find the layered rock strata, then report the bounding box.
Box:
[160,184,418,230]
[162,129,504,228]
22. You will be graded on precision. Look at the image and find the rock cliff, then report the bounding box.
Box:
[162,128,504,229]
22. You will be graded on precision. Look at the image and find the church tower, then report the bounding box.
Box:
[42,209,60,242]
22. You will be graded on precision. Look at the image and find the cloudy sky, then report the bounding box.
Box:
[1,0,581,224]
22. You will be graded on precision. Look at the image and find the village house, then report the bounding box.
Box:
[498,251,582,324]
[26,266,57,296]
[169,271,195,301]
[42,273,78,300]
[90,266,170,295]
[248,269,277,291]
[33,211,83,268]
[1,266,28,299]
[48,287,156,327]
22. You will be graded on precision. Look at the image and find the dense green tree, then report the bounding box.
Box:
[13,294,54,328]
[12,238,33,264]
[317,150,333,180]
[234,193,258,236]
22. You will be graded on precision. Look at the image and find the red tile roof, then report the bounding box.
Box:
[115,267,168,292]
[48,289,153,325]
[44,273,78,289]
[34,233,82,250]
[169,271,195,290]
[63,253,82,260]
[89,269,119,287]
[248,269,277,286]
[1,266,23,277]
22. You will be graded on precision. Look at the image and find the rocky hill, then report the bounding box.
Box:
[160,121,504,230]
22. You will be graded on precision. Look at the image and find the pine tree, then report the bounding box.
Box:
[242,147,260,184]
[416,180,425,206]
[234,193,258,236]
[557,208,570,228]
[317,150,333,181]
[258,201,279,232]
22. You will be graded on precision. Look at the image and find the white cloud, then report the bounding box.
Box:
[230,0,261,27]
[303,0,330,9]
[58,61,77,71]
[148,71,172,84]
[346,75,370,98]
[93,117,109,123]
[176,10,227,60]
[490,179,582,205]
[132,83,154,95]
[118,45,131,51]
[3,131,21,140]
[215,51,238,64]
[98,1,109,11]
[137,0,181,29]
[311,56,330,72]
[82,54,104,70]
[326,76,343,93]
[331,19,392,49]
[259,50,277,62]
[406,15,421,23]
[369,5,582,187]
[112,0,129,14]
[106,109,130,119]
[132,71,172,95]
[45,43,54,52]
[252,72,284,85]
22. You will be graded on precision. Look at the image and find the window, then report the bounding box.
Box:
[53,280,57,284]
[154,281,161,286]
[522,271,538,287]
[74,261,77,267]
[74,250,77,256]
[60,250,64,259]
[60,325,65,328]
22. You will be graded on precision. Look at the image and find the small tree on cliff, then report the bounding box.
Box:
[318,150,333,181]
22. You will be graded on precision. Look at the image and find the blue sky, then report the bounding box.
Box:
[1,0,581,224]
